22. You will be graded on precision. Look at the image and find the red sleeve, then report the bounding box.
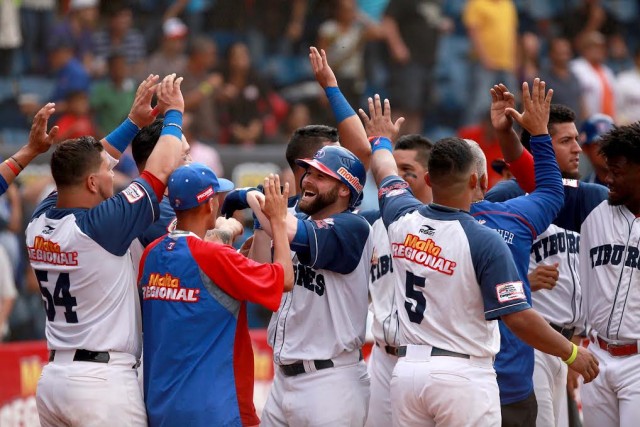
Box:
[507,148,535,193]
[137,236,163,283]
[139,170,166,202]
[187,238,284,311]
[233,302,260,427]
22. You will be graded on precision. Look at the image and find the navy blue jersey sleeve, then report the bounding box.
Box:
[484,179,525,203]
[294,212,370,274]
[490,135,564,236]
[138,197,176,247]
[30,191,58,221]
[378,176,422,229]
[553,181,608,232]
[459,219,531,320]
[359,209,381,226]
[77,178,161,256]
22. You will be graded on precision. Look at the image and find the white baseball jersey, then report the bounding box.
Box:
[364,213,399,347]
[580,201,640,341]
[26,179,160,357]
[379,177,530,359]
[268,211,373,364]
[530,224,583,328]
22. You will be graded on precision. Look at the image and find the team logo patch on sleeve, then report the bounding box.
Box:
[378,181,409,199]
[496,281,525,303]
[123,183,145,203]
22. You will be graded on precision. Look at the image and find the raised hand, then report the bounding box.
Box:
[27,103,59,154]
[309,46,338,88]
[128,74,160,128]
[358,94,405,141]
[490,84,516,133]
[262,174,289,224]
[505,78,553,136]
[155,73,185,115]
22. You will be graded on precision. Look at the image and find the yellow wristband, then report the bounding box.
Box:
[563,343,578,365]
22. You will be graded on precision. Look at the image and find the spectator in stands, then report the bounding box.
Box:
[463,0,518,126]
[144,17,188,80]
[539,37,585,120]
[616,46,640,125]
[570,31,617,120]
[50,0,99,75]
[92,3,146,78]
[607,33,634,75]
[183,112,224,177]
[0,245,16,341]
[90,52,136,137]
[20,0,56,75]
[517,32,541,85]
[0,0,22,76]
[48,34,91,107]
[219,42,285,146]
[54,90,97,141]
[382,0,444,135]
[181,36,223,144]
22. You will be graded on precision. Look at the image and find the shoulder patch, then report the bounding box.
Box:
[496,281,525,303]
[123,182,146,204]
[378,181,409,198]
[562,178,579,188]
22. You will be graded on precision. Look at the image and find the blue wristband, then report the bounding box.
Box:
[324,86,355,124]
[104,117,140,153]
[161,110,183,140]
[370,136,393,154]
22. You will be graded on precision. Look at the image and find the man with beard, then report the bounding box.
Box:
[247,145,373,426]
[486,86,609,427]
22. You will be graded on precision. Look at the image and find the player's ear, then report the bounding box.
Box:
[86,173,98,194]
[339,183,350,199]
[468,172,478,190]
[479,173,489,192]
[425,172,433,188]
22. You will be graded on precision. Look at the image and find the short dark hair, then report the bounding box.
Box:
[51,136,104,188]
[521,104,576,151]
[132,118,163,170]
[428,137,475,185]
[285,125,339,169]
[599,122,640,164]
[395,134,434,168]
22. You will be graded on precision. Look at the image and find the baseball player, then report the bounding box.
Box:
[366,80,599,426]
[243,145,372,426]
[26,74,185,427]
[0,103,58,197]
[356,97,433,427]
[579,114,615,186]
[486,86,610,426]
[139,166,293,427]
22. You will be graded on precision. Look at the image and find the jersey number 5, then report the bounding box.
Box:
[35,270,78,323]
[404,271,426,323]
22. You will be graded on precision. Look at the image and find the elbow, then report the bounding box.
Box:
[283,270,294,292]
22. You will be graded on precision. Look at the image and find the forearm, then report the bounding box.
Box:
[143,110,184,184]
[248,230,273,263]
[502,308,573,360]
[497,128,523,163]
[325,87,371,169]
[271,221,294,291]
[1,144,40,186]
[527,135,564,219]
[101,117,140,160]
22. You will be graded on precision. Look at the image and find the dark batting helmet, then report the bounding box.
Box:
[295,146,366,208]
[579,114,615,146]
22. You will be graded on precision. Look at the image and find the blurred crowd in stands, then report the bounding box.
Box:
[1,0,640,341]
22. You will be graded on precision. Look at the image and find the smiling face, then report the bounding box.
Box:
[605,156,640,208]
[550,122,582,179]
[298,168,346,216]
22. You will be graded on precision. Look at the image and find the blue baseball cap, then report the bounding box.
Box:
[579,114,615,146]
[168,163,234,211]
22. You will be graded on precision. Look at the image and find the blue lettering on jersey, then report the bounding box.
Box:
[370,254,393,283]
[590,244,639,269]
[293,264,325,296]
[531,232,580,263]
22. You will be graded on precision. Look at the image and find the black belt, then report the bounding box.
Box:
[375,342,400,356]
[49,349,110,363]
[550,323,575,340]
[279,350,363,377]
[397,345,470,360]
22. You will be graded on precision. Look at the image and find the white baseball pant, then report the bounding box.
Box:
[582,342,640,427]
[533,349,569,427]
[391,344,500,427]
[365,344,398,427]
[261,357,370,426]
[36,350,146,427]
